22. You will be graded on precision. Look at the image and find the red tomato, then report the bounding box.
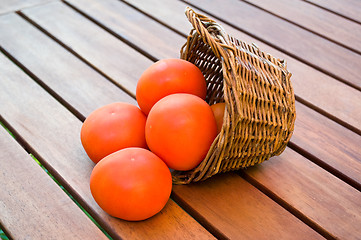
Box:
[136,58,207,115]
[145,93,217,171]
[80,102,147,164]
[210,102,226,134]
[90,147,172,221]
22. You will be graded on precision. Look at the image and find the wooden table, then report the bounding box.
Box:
[1,0,360,239]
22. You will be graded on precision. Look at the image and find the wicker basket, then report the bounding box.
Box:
[172,7,296,184]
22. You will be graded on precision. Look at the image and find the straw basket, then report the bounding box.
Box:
[172,7,296,184]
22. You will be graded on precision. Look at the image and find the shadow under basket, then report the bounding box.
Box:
[172,7,296,184]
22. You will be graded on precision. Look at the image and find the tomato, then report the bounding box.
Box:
[136,58,207,115]
[210,102,226,134]
[90,147,172,221]
[145,93,217,171]
[80,102,147,164]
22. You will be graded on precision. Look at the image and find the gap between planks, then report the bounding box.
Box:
[2,2,358,237]
[0,116,114,240]
[238,170,334,240]
[0,45,86,122]
[61,0,361,137]
[0,55,215,239]
[240,0,361,56]
[62,0,159,63]
[12,0,360,192]
[288,141,361,192]
[0,36,218,239]
[303,0,361,25]
[0,222,12,240]
[170,191,229,240]
[181,0,361,93]
[16,10,137,100]
[0,37,316,240]
[294,95,361,136]
[116,0,188,38]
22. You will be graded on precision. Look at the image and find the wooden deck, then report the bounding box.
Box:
[1,0,360,239]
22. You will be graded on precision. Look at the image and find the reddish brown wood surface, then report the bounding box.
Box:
[0,9,321,240]
[173,173,323,240]
[244,148,361,239]
[292,102,361,189]
[21,1,156,97]
[1,0,360,239]
[0,12,136,119]
[0,91,108,240]
[0,34,215,240]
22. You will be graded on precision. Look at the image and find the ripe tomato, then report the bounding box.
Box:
[80,102,147,164]
[210,102,226,134]
[90,148,172,221]
[145,93,217,171]
[136,58,207,115]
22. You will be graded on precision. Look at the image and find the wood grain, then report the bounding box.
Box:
[64,0,185,60]
[0,123,108,240]
[0,13,136,120]
[20,1,155,96]
[244,0,361,54]
[305,0,361,24]
[1,1,360,240]
[0,50,215,239]
[173,173,323,240]
[292,102,361,189]
[185,0,361,90]
[244,148,361,240]
[0,5,324,239]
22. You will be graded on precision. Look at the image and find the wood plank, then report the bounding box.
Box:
[0,9,319,239]
[244,148,361,240]
[292,101,361,189]
[0,0,54,15]
[120,0,361,131]
[0,13,136,120]
[1,2,358,240]
[173,173,324,240]
[54,1,360,238]
[0,45,215,240]
[305,0,361,24]
[185,0,361,91]
[63,0,185,60]
[1,6,324,239]
[0,123,108,240]
[20,1,156,97]
[117,0,361,187]
[18,1,360,132]
[245,0,361,54]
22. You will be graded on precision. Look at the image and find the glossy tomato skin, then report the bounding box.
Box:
[80,102,147,164]
[145,93,217,171]
[136,58,207,115]
[90,147,172,221]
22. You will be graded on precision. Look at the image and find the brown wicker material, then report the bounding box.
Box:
[172,7,296,184]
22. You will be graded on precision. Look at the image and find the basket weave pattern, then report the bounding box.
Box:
[173,8,296,184]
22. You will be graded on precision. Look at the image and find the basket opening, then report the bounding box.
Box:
[182,38,225,105]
